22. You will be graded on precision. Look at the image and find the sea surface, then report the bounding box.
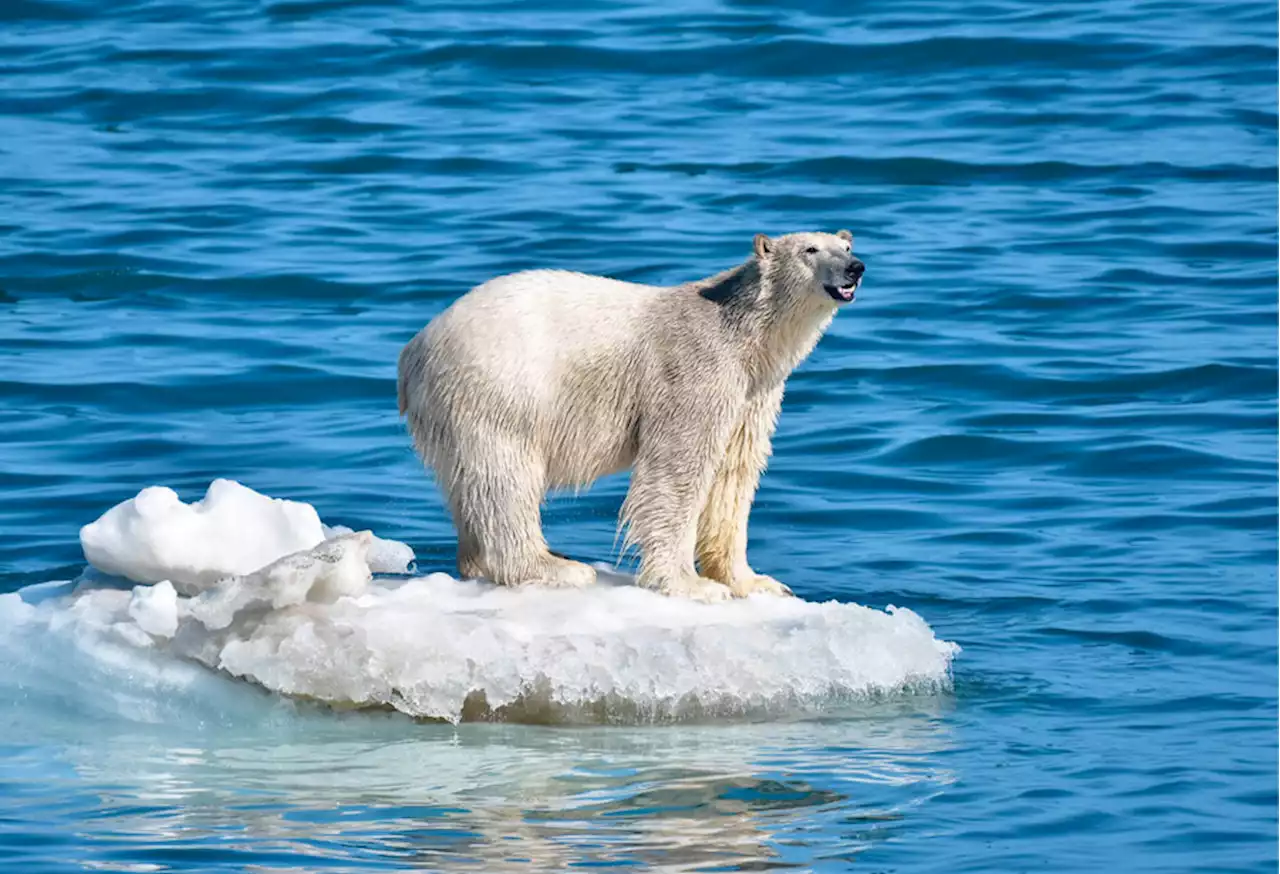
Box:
[0,0,1276,871]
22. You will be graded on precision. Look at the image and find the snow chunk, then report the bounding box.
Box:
[187,531,374,633]
[322,525,413,574]
[0,592,36,631]
[79,480,414,592]
[80,479,325,592]
[128,581,179,639]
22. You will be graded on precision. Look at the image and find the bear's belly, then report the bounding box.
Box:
[533,351,641,489]
[542,405,639,489]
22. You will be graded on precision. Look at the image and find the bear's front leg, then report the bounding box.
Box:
[696,386,794,598]
[621,392,742,603]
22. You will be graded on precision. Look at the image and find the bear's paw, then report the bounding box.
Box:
[730,574,794,598]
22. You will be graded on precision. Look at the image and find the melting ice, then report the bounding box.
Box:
[3,481,959,725]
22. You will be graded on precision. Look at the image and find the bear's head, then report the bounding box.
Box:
[753,230,865,305]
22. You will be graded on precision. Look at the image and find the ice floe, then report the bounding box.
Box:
[7,481,959,725]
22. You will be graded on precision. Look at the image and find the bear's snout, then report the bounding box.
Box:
[845,259,866,279]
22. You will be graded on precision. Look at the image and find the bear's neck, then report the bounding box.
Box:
[694,259,836,388]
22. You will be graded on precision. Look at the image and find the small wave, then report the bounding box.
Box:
[612,155,1276,187]
[407,36,1275,80]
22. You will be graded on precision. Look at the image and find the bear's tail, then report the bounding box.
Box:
[396,339,414,415]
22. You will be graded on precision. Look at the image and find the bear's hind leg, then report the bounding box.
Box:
[451,510,485,581]
[445,441,595,589]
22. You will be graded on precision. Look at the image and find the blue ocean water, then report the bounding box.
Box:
[1,0,1276,870]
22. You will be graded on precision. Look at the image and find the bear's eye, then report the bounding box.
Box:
[805,246,818,254]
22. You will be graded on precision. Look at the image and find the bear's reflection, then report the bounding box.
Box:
[61,711,954,871]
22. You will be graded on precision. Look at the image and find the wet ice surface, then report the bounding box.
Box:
[7,481,957,725]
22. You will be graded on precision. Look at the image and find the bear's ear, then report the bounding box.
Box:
[836,229,853,243]
[753,234,773,258]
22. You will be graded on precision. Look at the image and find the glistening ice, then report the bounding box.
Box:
[4,481,959,725]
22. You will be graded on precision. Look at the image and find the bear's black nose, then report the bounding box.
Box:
[847,259,865,278]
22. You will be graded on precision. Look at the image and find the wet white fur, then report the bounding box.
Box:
[397,230,859,601]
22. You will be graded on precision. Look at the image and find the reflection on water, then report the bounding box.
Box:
[34,709,954,871]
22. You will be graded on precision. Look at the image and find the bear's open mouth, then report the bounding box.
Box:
[824,280,859,303]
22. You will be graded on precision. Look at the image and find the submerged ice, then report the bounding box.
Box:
[10,480,958,725]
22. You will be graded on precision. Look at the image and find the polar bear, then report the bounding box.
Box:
[397,230,865,601]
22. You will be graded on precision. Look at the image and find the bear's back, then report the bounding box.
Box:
[430,269,664,371]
